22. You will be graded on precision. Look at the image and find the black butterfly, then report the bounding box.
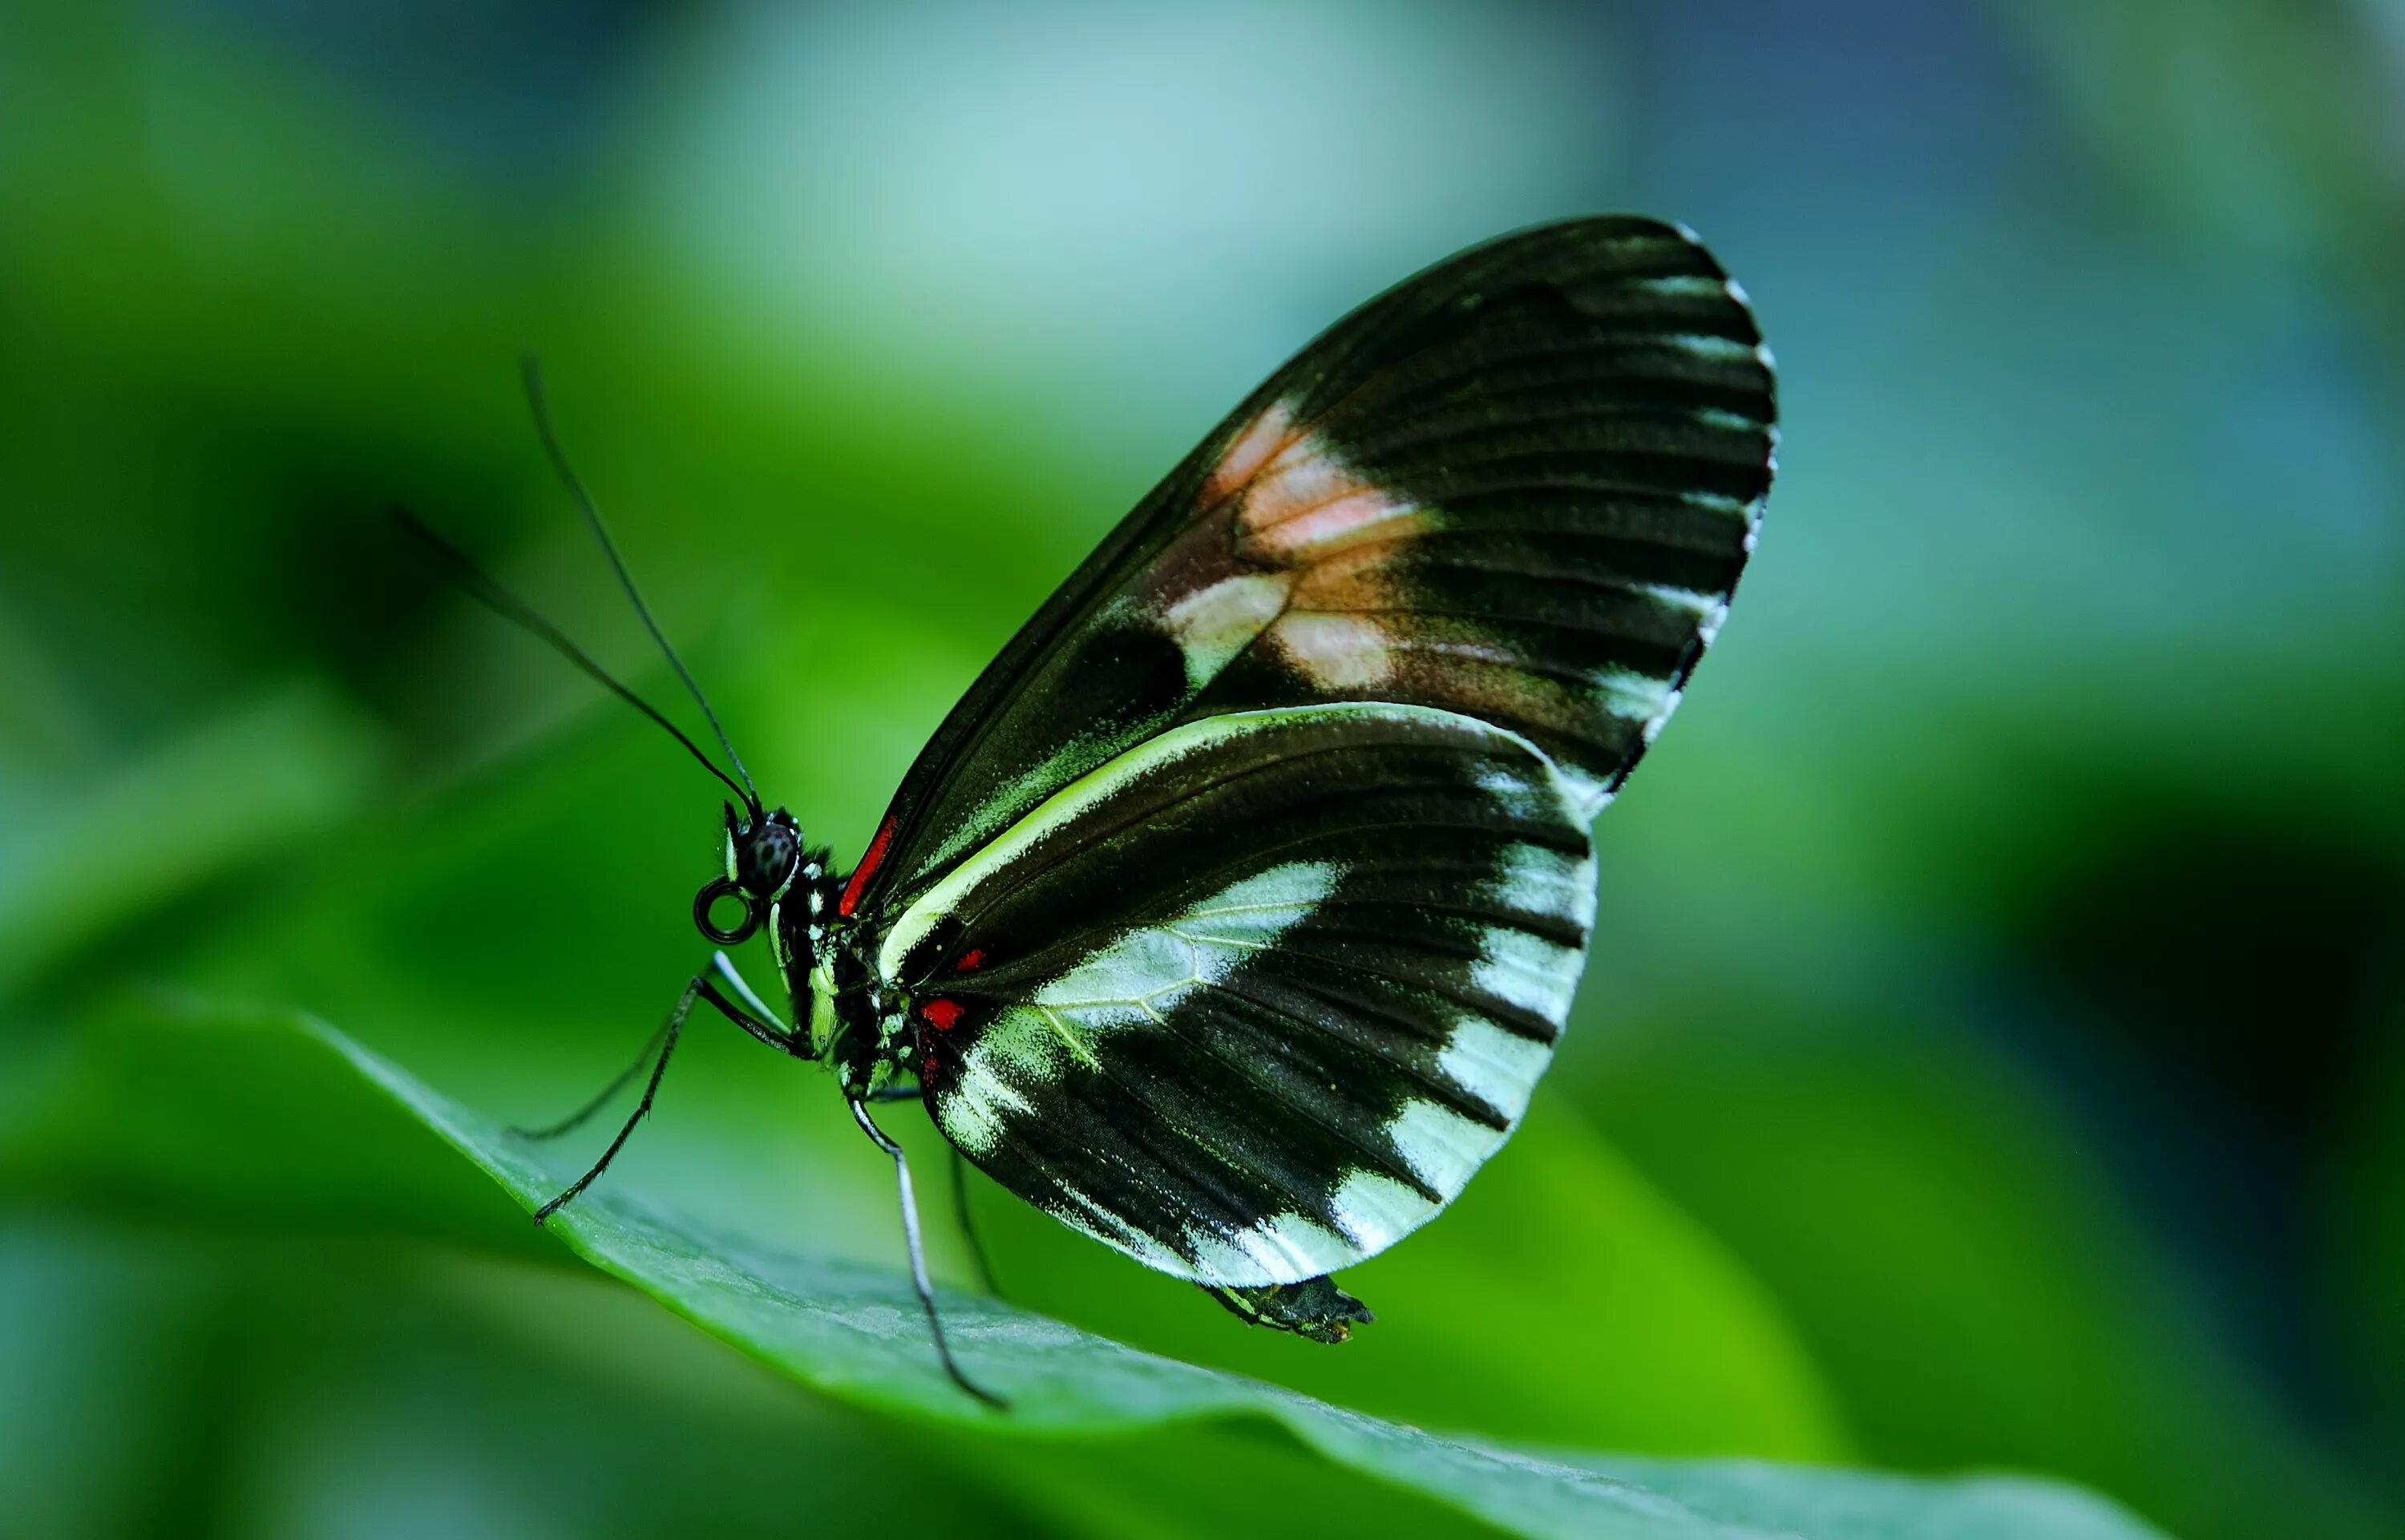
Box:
[409,216,1776,1408]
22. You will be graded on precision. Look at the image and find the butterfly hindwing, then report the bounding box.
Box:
[847,216,1776,921]
[878,703,1595,1286]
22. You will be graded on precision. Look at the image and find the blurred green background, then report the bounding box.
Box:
[2,2,2401,1537]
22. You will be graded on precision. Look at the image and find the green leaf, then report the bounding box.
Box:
[40,998,2175,1540]
[1564,1455,2179,1540]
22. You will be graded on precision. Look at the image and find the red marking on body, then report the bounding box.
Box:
[953,948,985,973]
[920,997,964,1032]
[838,814,896,918]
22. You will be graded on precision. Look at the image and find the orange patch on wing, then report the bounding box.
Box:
[1186,406,1440,697]
[1231,429,1425,564]
[1251,491,1429,560]
[1289,542,1405,611]
[1206,400,1304,505]
[1237,456,1355,533]
[1269,612,1394,689]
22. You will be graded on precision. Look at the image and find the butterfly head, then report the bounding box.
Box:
[693,802,802,945]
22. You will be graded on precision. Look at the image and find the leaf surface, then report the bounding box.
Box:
[73,1001,2172,1540]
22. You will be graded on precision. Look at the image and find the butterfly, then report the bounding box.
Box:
[406,215,1776,1408]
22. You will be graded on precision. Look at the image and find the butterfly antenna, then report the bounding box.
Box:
[519,354,761,814]
[394,507,758,811]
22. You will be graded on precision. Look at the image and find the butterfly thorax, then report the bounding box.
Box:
[770,891,911,1097]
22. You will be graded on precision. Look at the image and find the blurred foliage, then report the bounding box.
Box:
[2,1,2400,1538]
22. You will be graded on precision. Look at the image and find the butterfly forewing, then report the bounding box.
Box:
[881,704,1594,1286]
[829,215,1773,1292]
[847,216,1775,921]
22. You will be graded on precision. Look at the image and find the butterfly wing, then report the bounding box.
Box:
[838,216,1776,925]
[876,702,1593,1286]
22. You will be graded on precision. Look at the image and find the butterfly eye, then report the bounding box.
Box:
[738,821,800,898]
[693,876,762,945]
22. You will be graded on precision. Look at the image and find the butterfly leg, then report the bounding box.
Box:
[848,1098,1006,1409]
[527,977,694,1224]
[509,1014,671,1143]
[519,952,797,1142]
[521,960,804,1223]
[856,1090,1000,1296]
[1202,1276,1375,1344]
[704,950,799,1048]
